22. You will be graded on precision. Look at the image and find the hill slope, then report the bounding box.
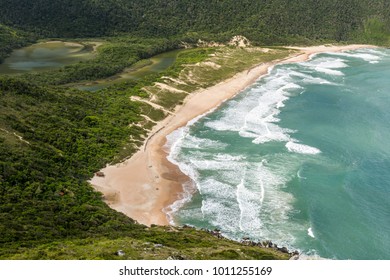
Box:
[0,0,390,43]
[0,0,389,260]
[0,46,293,259]
[0,24,36,62]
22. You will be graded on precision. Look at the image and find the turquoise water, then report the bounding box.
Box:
[166,48,390,260]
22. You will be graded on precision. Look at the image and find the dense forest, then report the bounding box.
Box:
[1,0,390,62]
[1,0,390,42]
[0,0,390,259]
[0,77,145,246]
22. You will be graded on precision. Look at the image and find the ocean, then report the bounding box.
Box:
[165,48,390,260]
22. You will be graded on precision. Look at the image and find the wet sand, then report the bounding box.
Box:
[90,44,376,226]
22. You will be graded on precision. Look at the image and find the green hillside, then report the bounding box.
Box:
[1,0,390,62]
[0,43,293,259]
[0,76,288,260]
[0,24,36,63]
[0,0,390,259]
[1,0,390,43]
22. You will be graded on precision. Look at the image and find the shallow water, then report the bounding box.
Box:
[0,41,180,92]
[0,41,94,74]
[76,49,180,91]
[167,48,390,260]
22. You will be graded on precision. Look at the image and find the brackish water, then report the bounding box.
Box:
[166,48,390,260]
[76,49,180,91]
[0,41,94,74]
[0,41,179,91]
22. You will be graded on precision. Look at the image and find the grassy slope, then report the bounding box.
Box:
[3,227,289,260]
[143,46,294,110]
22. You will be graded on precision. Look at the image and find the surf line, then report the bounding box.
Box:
[90,44,377,227]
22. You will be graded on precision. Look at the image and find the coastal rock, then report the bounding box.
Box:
[116,250,125,256]
[289,254,300,260]
[278,247,289,254]
[264,241,273,248]
[228,35,251,47]
[95,171,105,177]
[167,254,186,260]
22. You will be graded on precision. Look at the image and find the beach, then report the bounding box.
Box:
[90,44,375,226]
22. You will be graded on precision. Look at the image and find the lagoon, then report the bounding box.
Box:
[76,49,180,91]
[0,41,95,74]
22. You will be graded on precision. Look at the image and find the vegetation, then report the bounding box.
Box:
[0,41,292,259]
[0,78,146,244]
[0,24,36,62]
[17,37,181,85]
[142,47,293,110]
[1,0,390,47]
[360,17,390,45]
[1,0,390,260]
[1,227,289,260]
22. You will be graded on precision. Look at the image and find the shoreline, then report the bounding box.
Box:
[90,44,376,226]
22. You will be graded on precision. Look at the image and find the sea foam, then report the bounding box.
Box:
[328,51,381,63]
[308,227,315,238]
[302,57,348,76]
[166,48,390,258]
[286,141,322,155]
[166,58,328,232]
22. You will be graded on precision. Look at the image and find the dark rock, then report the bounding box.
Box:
[167,254,186,260]
[279,247,289,254]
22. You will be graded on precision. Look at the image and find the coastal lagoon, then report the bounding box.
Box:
[76,49,180,91]
[0,41,94,74]
[0,41,180,92]
[167,48,390,259]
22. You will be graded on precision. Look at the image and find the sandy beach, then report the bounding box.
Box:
[90,44,376,226]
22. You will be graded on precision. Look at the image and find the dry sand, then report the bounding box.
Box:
[89,44,376,226]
